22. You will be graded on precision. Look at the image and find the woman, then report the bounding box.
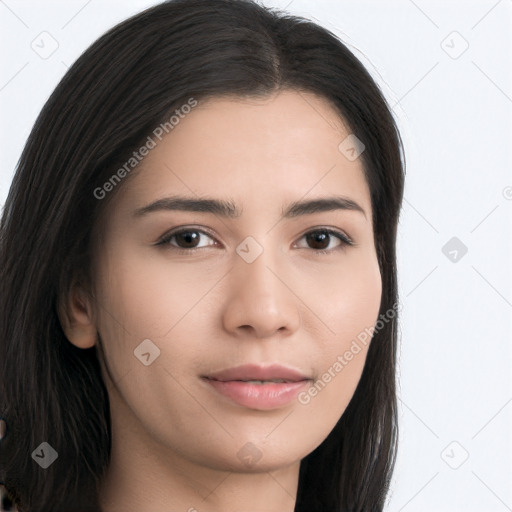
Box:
[0,0,405,510]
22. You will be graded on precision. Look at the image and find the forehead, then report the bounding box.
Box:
[106,89,371,219]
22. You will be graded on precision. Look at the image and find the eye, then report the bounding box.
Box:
[156,227,218,251]
[294,228,354,254]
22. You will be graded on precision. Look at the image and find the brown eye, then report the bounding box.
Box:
[297,229,353,253]
[158,228,217,251]
[306,231,331,250]
[173,230,201,249]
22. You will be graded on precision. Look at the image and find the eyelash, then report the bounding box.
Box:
[156,226,355,255]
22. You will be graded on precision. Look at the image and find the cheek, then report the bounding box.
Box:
[92,241,226,385]
[92,248,170,376]
[295,251,381,430]
[298,248,382,344]
[91,246,216,434]
[95,244,209,334]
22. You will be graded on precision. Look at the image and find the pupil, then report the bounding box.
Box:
[307,231,329,250]
[177,231,199,248]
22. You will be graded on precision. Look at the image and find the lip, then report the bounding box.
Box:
[204,363,310,382]
[201,364,312,410]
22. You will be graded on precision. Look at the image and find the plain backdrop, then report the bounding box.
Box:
[1,1,511,510]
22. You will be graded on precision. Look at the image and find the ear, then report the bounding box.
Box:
[58,280,97,349]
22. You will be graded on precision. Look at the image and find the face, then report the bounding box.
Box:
[89,89,382,473]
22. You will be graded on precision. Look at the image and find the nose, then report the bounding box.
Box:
[221,246,301,340]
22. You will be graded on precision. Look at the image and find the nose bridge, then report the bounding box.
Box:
[235,237,284,304]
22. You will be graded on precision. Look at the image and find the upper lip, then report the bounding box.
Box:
[203,364,311,382]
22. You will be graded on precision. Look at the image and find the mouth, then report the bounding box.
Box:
[206,379,298,384]
[201,364,312,410]
[203,363,311,383]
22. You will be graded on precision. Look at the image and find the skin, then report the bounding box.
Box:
[61,89,382,512]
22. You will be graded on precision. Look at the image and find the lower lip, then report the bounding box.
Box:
[202,378,310,410]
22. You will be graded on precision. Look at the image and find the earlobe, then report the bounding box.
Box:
[58,284,97,349]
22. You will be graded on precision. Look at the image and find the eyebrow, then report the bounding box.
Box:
[133,195,367,219]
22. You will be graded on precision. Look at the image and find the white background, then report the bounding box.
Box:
[1,1,511,510]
